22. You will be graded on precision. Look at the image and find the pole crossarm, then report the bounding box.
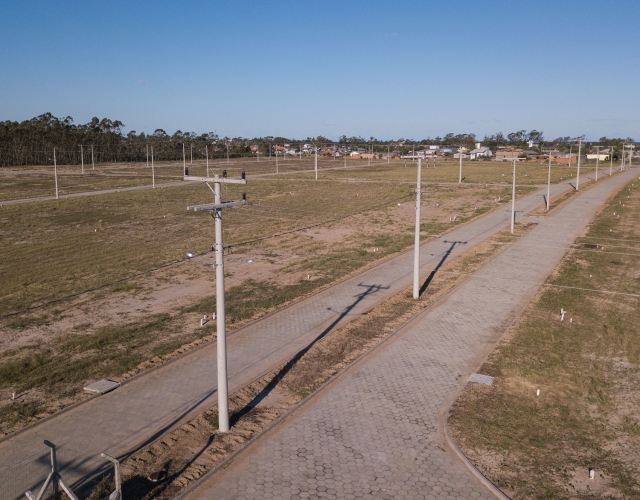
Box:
[187,200,247,212]
[184,175,247,184]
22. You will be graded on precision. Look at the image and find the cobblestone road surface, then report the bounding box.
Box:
[0,169,624,499]
[187,169,638,500]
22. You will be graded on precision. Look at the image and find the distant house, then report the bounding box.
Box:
[469,146,493,159]
[302,144,315,155]
[523,150,540,159]
[587,150,611,161]
[453,152,470,159]
[350,151,361,157]
[496,148,524,160]
[528,139,540,149]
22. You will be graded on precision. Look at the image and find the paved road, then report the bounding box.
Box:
[0,170,619,499]
[187,168,638,500]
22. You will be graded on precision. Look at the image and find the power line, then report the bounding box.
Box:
[0,193,412,319]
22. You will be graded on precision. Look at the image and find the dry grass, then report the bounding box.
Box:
[76,222,535,499]
[449,177,640,499]
[0,167,533,435]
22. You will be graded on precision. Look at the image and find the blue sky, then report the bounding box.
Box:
[1,0,639,141]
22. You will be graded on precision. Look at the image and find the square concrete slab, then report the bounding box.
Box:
[84,379,121,394]
[468,373,494,386]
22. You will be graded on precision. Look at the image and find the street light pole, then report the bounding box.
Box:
[413,158,422,299]
[511,159,517,234]
[576,138,584,191]
[186,171,247,433]
[54,148,59,200]
[546,152,551,210]
[610,143,614,175]
[151,146,155,188]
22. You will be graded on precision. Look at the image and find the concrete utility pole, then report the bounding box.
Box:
[510,159,517,234]
[81,144,84,174]
[91,144,95,170]
[458,146,463,183]
[151,146,155,188]
[413,158,422,299]
[54,148,59,200]
[595,145,600,181]
[206,144,209,177]
[546,152,551,210]
[299,144,302,160]
[190,144,193,165]
[576,138,584,190]
[146,144,149,170]
[183,143,187,176]
[186,170,248,433]
[629,144,635,168]
[276,146,279,174]
[315,146,318,180]
[568,142,573,172]
[387,144,390,164]
[610,143,614,175]
[621,144,625,170]
[226,141,230,164]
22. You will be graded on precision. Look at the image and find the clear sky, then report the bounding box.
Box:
[1,0,639,141]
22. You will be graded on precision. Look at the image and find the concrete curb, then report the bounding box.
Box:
[0,180,524,445]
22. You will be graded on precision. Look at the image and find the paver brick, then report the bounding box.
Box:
[189,170,638,499]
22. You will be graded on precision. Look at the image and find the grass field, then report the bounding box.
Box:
[448,177,640,499]
[0,162,537,434]
[0,156,607,202]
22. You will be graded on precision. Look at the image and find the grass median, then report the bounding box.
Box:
[448,177,640,499]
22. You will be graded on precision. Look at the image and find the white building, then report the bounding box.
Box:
[469,146,493,159]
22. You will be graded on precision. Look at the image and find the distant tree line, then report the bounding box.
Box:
[0,113,635,167]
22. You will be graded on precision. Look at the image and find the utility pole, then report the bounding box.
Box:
[54,148,59,200]
[146,144,149,170]
[595,145,600,181]
[315,146,318,180]
[610,143,614,175]
[186,170,247,433]
[458,146,463,183]
[568,142,573,171]
[576,137,584,190]
[183,143,186,176]
[91,144,95,170]
[629,144,635,168]
[276,146,279,174]
[190,144,193,165]
[546,152,551,210]
[151,146,155,188]
[387,143,390,164]
[81,144,84,174]
[226,141,230,164]
[621,143,625,170]
[206,145,209,177]
[510,159,517,234]
[413,158,422,299]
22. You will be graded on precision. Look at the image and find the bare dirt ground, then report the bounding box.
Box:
[0,167,529,435]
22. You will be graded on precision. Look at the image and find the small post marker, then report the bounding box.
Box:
[536,389,540,396]
[560,308,566,321]
[589,468,595,479]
